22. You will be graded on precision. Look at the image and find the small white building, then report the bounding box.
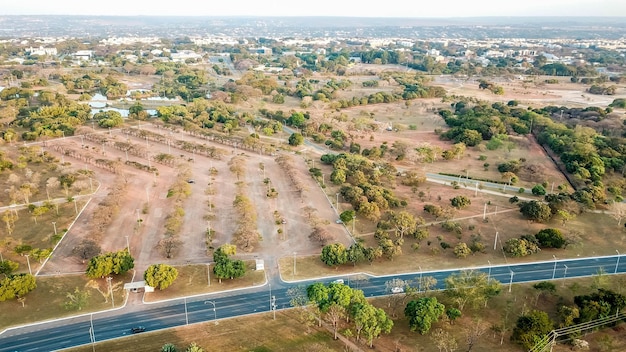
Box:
[255,259,265,271]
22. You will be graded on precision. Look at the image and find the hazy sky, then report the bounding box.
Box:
[3,0,626,17]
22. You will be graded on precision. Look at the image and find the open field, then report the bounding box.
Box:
[143,262,266,302]
[0,272,131,330]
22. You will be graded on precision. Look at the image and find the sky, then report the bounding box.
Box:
[3,0,626,17]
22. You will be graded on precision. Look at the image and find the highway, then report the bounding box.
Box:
[0,255,624,352]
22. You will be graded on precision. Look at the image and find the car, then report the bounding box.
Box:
[335,219,343,224]
[187,179,195,184]
[130,326,146,334]
[391,287,404,294]
[332,279,344,284]
[281,219,286,224]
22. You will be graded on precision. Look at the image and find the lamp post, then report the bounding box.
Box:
[562,265,568,287]
[493,232,498,250]
[204,301,217,320]
[207,263,211,286]
[616,250,621,275]
[418,266,423,293]
[125,236,130,254]
[25,254,32,275]
[552,255,557,280]
[52,221,57,236]
[89,313,95,352]
[184,297,189,325]
[106,277,114,308]
[508,271,514,293]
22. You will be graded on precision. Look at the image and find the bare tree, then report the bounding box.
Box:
[158,237,182,258]
[610,201,626,226]
[465,318,488,352]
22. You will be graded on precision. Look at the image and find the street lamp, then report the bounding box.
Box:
[418,266,423,293]
[52,221,57,236]
[207,263,211,286]
[562,265,568,287]
[493,232,498,250]
[89,313,95,352]
[106,277,114,308]
[616,250,621,275]
[204,301,217,321]
[25,254,32,275]
[125,236,130,254]
[552,255,557,280]
[184,297,189,325]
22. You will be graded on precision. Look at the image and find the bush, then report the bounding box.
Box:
[532,185,547,196]
[535,228,566,249]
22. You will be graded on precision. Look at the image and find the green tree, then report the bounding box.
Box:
[453,242,472,258]
[213,245,245,282]
[535,228,566,249]
[346,240,366,266]
[450,195,471,209]
[404,297,445,334]
[85,249,134,278]
[144,264,179,290]
[0,260,19,275]
[503,237,540,257]
[389,210,419,239]
[340,210,356,224]
[444,270,501,311]
[531,185,547,196]
[185,342,204,352]
[287,112,306,128]
[510,310,554,350]
[446,307,462,324]
[0,273,37,301]
[94,110,124,128]
[353,303,394,347]
[320,243,348,267]
[288,133,304,146]
[161,343,177,352]
[519,201,552,222]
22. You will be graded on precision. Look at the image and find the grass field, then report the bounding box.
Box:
[0,272,131,331]
[144,262,266,302]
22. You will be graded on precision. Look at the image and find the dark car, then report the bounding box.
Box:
[130,326,146,334]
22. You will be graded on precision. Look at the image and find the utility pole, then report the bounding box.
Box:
[207,263,211,286]
[52,221,57,236]
[493,232,498,250]
[125,236,130,254]
[25,254,32,275]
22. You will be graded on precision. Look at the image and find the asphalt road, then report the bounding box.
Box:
[1,255,624,352]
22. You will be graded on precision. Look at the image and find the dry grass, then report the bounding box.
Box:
[143,261,266,302]
[0,272,131,331]
[65,309,345,352]
[66,274,626,352]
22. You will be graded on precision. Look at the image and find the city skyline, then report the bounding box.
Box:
[3,0,626,18]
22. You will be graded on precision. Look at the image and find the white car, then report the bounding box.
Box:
[332,279,344,285]
[391,287,404,294]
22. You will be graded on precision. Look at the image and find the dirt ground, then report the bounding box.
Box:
[38,124,351,279]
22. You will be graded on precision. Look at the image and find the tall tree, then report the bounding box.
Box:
[404,297,445,334]
[144,264,179,290]
[444,270,501,311]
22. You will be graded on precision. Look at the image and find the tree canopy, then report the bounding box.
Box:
[85,249,134,278]
[144,264,179,290]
